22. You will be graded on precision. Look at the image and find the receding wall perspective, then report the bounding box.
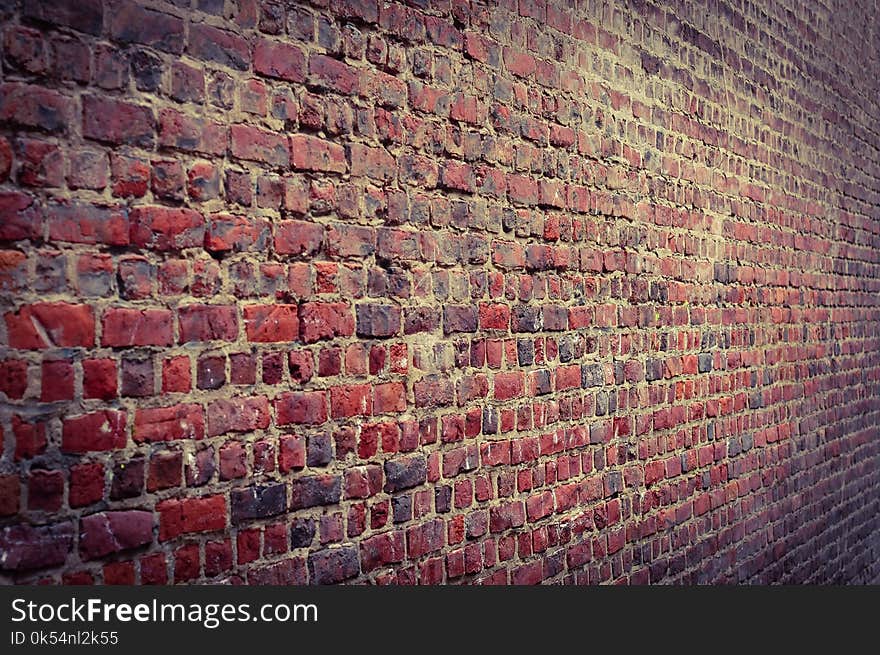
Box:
[0,0,879,584]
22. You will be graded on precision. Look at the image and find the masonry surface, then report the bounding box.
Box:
[0,0,878,585]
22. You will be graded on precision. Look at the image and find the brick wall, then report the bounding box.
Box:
[1,0,879,585]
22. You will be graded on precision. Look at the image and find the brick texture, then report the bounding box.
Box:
[0,0,879,585]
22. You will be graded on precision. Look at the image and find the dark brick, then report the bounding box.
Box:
[230,483,287,523]
[23,0,103,36]
[0,522,73,571]
[308,546,359,584]
[443,305,478,334]
[384,454,427,492]
[356,303,401,338]
[290,475,341,510]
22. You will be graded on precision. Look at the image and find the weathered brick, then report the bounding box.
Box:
[158,109,226,155]
[356,303,401,338]
[290,134,347,173]
[23,0,102,35]
[244,304,298,342]
[0,83,71,133]
[0,192,39,241]
[82,96,154,147]
[129,206,204,251]
[188,23,250,70]
[79,510,153,560]
[5,302,94,349]
[290,475,341,510]
[276,391,328,426]
[231,483,287,523]
[300,302,354,343]
[205,213,270,252]
[46,201,129,246]
[102,308,173,347]
[309,546,359,584]
[385,454,427,492]
[158,495,226,540]
[309,54,359,94]
[443,305,478,334]
[360,531,405,572]
[178,304,238,342]
[348,143,395,181]
[109,1,184,53]
[133,404,204,443]
[373,382,406,414]
[62,411,127,454]
[230,124,288,167]
[274,220,323,256]
[406,518,444,558]
[0,523,73,571]
[207,397,270,436]
[255,38,307,82]
[0,0,877,589]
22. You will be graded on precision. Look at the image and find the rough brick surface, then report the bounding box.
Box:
[1,0,879,586]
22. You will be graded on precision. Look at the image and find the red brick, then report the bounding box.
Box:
[5,302,94,349]
[290,134,347,173]
[360,531,405,573]
[178,304,238,342]
[0,475,20,516]
[140,553,167,585]
[479,303,511,330]
[0,192,39,241]
[188,23,249,70]
[16,139,63,188]
[373,382,406,414]
[157,495,226,541]
[147,451,183,491]
[158,108,226,155]
[276,391,328,426]
[230,124,288,167]
[39,359,73,402]
[243,304,298,342]
[0,359,27,400]
[0,522,74,571]
[206,396,270,436]
[308,54,359,94]
[4,28,47,76]
[0,83,71,133]
[62,411,127,454]
[441,161,475,192]
[348,143,395,182]
[274,220,324,256]
[299,302,354,343]
[101,308,173,347]
[331,384,373,418]
[109,1,184,53]
[205,213,270,252]
[132,404,204,443]
[45,201,129,246]
[69,463,104,508]
[27,469,63,511]
[129,206,204,251]
[503,47,537,77]
[82,95,154,147]
[494,372,524,400]
[254,38,306,82]
[13,417,47,461]
[23,0,103,36]
[0,138,10,184]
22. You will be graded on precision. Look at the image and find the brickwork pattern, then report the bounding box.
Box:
[1,0,879,584]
